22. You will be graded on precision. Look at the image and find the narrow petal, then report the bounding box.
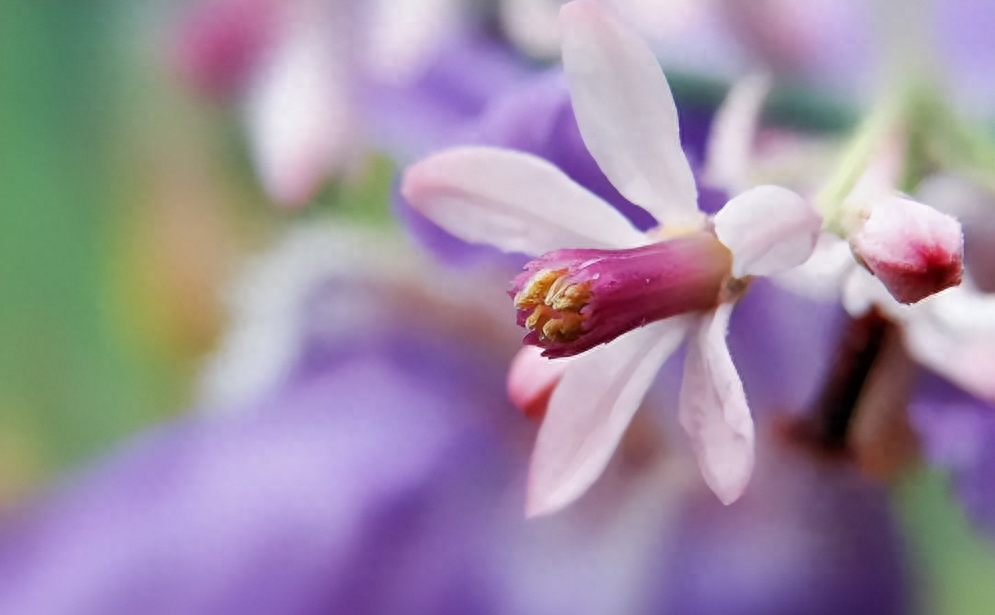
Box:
[244,8,354,206]
[703,73,771,193]
[560,0,701,227]
[401,146,647,256]
[526,317,692,516]
[679,303,754,504]
[713,185,822,277]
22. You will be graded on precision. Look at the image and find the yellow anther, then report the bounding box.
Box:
[513,269,566,309]
[525,305,553,331]
[548,282,592,311]
[540,313,585,342]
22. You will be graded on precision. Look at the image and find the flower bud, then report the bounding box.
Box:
[848,194,964,304]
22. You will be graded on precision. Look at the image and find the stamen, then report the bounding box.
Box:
[513,269,566,309]
[515,270,592,343]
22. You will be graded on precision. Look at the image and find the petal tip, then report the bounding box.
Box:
[559,0,601,24]
[524,474,574,518]
[710,466,753,505]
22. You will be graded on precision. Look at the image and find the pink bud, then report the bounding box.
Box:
[173,0,278,97]
[848,194,964,304]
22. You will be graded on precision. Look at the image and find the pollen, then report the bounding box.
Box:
[540,313,585,342]
[514,269,592,343]
[513,269,567,309]
[547,281,592,311]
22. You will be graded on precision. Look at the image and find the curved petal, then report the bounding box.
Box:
[526,317,692,517]
[713,185,822,278]
[703,73,771,193]
[904,288,995,403]
[560,0,701,227]
[401,146,647,256]
[506,346,573,419]
[679,303,754,504]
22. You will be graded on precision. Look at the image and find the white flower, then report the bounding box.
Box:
[402,0,821,515]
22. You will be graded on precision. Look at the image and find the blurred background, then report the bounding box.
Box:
[2,1,995,613]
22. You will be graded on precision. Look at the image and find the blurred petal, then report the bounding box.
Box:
[507,346,572,419]
[527,318,691,517]
[560,0,701,227]
[401,146,647,256]
[713,185,822,278]
[679,303,754,504]
[903,287,995,403]
[364,0,463,83]
[173,0,278,96]
[244,8,354,206]
[703,73,771,192]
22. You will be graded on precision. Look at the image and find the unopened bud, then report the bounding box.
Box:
[848,194,963,304]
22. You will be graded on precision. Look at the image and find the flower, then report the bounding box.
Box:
[402,0,823,515]
[0,226,910,615]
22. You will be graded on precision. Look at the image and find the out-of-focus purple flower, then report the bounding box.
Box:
[909,374,995,537]
[720,0,995,111]
[0,226,911,615]
[659,433,908,615]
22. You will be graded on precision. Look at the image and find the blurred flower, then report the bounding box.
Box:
[172,0,513,206]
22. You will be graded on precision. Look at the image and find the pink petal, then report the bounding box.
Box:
[506,346,573,419]
[679,303,754,504]
[401,146,647,256]
[713,185,822,278]
[244,7,355,206]
[559,0,702,228]
[703,73,771,192]
[526,317,691,516]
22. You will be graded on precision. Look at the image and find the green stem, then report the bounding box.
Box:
[814,97,903,235]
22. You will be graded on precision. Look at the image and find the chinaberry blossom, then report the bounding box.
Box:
[402,0,822,515]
